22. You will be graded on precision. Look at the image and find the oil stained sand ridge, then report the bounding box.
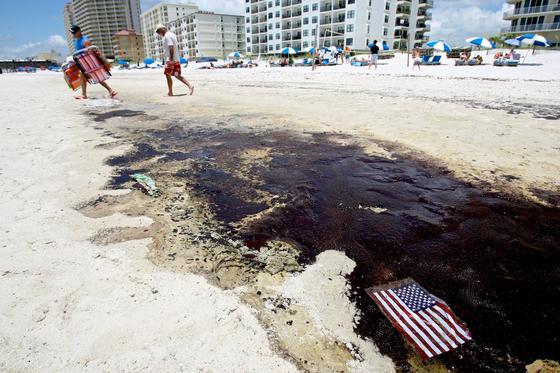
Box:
[82,107,560,373]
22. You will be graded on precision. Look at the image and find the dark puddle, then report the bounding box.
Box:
[109,125,560,372]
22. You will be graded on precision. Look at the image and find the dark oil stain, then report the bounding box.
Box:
[107,143,161,166]
[107,168,148,189]
[89,109,146,122]
[103,124,560,372]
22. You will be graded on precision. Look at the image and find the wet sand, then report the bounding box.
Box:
[1,55,560,372]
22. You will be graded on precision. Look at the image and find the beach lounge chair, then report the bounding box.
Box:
[494,51,521,67]
[420,55,430,64]
[422,55,441,65]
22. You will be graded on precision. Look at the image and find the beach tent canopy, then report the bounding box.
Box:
[369,41,390,51]
[144,58,154,65]
[376,41,390,51]
[196,57,218,63]
[466,37,495,49]
[227,51,243,60]
[280,47,298,55]
[516,34,550,47]
[426,40,451,52]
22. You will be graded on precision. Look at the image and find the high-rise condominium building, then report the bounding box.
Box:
[244,0,433,55]
[502,0,560,47]
[63,0,142,58]
[167,12,246,59]
[140,2,200,60]
[141,2,245,60]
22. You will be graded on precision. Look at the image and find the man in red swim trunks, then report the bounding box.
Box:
[156,24,194,97]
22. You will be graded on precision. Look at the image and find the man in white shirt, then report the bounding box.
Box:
[156,24,194,96]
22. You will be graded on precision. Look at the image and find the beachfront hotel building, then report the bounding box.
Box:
[63,0,142,59]
[502,0,560,47]
[244,0,433,55]
[167,12,246,59]
[141,2,245,60]
[114,29,146,63]
[140,2,199,60]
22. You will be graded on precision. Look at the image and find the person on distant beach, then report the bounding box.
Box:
[412,49,422,71]
[70,25,118,100]
[369,40,380,70]
[312,50,321,71]
[156,24,194,97]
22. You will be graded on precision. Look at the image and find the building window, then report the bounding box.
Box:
[346,24,353,32]
[312,16,318,23]
[312,3,318,11]
[346,38,353,46]
[303,5,309,12]
[347,10,355,19]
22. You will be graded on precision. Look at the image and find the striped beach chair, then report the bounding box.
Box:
[73,47,111,84]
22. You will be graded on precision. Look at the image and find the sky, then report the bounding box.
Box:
[0,0,510,59]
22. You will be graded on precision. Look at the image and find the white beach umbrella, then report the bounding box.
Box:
[516,34,550,47]
[280,47,298,55]
[426,40,451,52]
[466,37,495,49]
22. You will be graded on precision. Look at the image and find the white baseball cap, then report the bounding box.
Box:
[155,24,166,33]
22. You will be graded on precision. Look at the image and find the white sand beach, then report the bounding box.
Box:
[1,51,559,372]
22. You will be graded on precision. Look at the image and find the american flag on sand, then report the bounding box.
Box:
[366,279,472,359]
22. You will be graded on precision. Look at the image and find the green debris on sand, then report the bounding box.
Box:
[131,173,160,197]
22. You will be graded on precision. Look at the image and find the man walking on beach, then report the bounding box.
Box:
[70,25,118,100]
[369,40,380,71]
[156,24,194,97]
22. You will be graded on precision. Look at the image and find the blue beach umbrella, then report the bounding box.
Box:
[466,37,495,49]
[227,51,243,60]
[180,57,188,64]
[426,40,451,52]
[144,58,154,65]
[280,47,297,55]
[303,46,316,54]
[516,34,550,47]
[117,60,128,65]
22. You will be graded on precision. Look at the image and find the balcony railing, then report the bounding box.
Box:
[502,22,560,33]
[503,4,560,18]
[418,0,433,6]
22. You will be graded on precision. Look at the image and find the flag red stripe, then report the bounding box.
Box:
[426,307,465,345]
